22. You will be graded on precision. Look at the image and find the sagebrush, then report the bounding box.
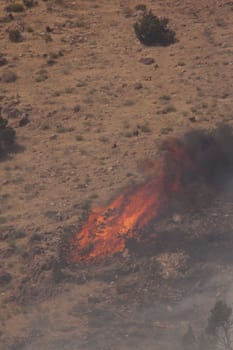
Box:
[0,110,16,157]
[134,9,176,46]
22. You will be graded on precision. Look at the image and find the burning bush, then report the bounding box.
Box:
[69,124,233,264]
[134,9,176,46]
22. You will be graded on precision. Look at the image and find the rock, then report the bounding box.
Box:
[50,134,58,140]
[139,57,155,65]
[47,59,56,65]
[76,80,86,87]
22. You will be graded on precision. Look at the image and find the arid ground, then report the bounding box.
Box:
[0,0,233,349]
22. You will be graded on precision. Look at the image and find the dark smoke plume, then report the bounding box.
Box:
[162,123,233,189]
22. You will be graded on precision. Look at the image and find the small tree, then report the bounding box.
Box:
[206,301,233,350]
[134,9,176,46]
[181,301,233,350]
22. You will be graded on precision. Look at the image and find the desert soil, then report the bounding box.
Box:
[0,0,233,349]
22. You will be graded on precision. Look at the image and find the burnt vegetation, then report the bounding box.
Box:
[183,300,233,350]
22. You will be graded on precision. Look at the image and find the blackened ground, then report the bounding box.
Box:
[4,179,233,350]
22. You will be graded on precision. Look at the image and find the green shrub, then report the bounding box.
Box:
[23,0,36,8]
[9,29,23,43]
[0,111,16,157]
[134,9,176,46]
[1,70,17,83]
[35,69,48,82]
[135,4,147,12]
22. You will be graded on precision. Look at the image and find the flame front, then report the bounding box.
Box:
[70,180,163,263]
[70,140,198,263]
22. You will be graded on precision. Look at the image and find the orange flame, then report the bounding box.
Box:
[70,140,197,263]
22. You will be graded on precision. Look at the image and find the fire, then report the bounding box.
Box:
[70,126,233,263]
[70,139,198,263]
